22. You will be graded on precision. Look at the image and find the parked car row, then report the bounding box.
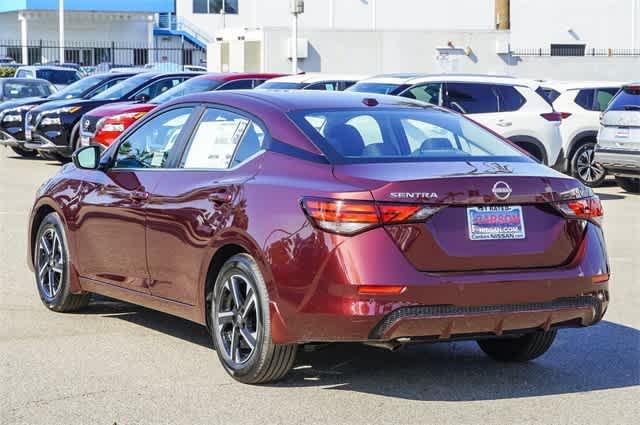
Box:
[1,70,638,192]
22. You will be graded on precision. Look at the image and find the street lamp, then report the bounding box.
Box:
[59,0,65,64]
[290,0,304,73]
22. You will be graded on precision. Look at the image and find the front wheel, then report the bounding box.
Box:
[34,212,90,312]
[209,253,296,384]
[571,142,606,187]
[477,330,557,362]
[615,177,640,193]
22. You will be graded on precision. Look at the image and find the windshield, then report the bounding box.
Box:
[151,78,222,104]
[348,82,404,95]
[93,74,154,100]
[3,81,53,99]
[257,82,303,90]
[607,86,640,111]
[289,108,529,164]
[48,74,108,100]
[35,69,80,85]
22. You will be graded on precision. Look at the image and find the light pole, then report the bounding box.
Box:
[59,0,65,63]
[290,0,304,74]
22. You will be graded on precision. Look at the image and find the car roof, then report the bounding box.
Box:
[189,72,286,82]
[538,80,627,91]
[173,89,432,112]
[0,77,52,84]
[16,65,77,71]
[264,73,370,84]
[359,73,537,88]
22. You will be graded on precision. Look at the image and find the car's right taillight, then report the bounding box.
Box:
[553,196,604,226]
[540,112,563,122]
[301,197,444,235]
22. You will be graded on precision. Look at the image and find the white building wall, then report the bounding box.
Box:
[510,0,640,49]
[176,0,494,36]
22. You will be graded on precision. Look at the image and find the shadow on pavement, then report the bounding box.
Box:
[81,297,640,401]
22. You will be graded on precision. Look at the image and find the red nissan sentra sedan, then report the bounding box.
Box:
[28,90,609,384]
[79,73,286,150]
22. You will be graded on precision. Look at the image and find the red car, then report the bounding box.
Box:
[29,90,609,384]
[79,73,285,150]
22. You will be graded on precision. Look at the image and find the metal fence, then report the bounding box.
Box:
[511,46,640,57]
[0,40,206,68]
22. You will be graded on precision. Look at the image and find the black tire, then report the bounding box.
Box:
[11,145,38,157]
[615,177,640,194]
[477,330,557,362]
[209,253,296,384]
[34,212,90,312]
[570,142,606,187]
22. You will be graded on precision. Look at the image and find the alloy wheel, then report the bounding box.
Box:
[215,274,260,366]
[574,144,605,185]
[36,228,64,299]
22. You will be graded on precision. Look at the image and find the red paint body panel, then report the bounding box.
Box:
[28,91,610,345]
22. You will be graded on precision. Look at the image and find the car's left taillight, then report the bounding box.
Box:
[94,112,147,147]
[553,196,604,226]
[301,197,444,235]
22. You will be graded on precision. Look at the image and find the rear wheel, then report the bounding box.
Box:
[615,177,640,193]
[209,253,296,384]
[10,145,38,157]
[571,142,606,187]
[477,330,557,362]
[34,212,90,312]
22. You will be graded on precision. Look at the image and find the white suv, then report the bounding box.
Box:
[537,81,623,186]
[595,83,640,193]
[349,74,564,170]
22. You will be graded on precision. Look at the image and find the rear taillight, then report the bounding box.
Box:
[553,196,604,226]
[540,112,563,122]
[94,111,147,147]
[301,198,444,235]
[559,112,572,119]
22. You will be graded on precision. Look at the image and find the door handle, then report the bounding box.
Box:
[208,190,232,204]
[496,119,512,127]
[130,191,149,202]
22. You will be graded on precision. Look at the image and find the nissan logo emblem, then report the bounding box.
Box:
[492,181,512,200]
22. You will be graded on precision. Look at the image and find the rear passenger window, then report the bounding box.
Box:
[574,89,595,110]
[306,82,338,91]
[495,85,526,112]
[181,108,262,169]
[402,83,443,105]
[445,83,499,114]
[219,79,254,90]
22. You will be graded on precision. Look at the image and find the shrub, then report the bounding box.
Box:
[0,67,17,77]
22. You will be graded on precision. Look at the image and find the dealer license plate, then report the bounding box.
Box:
[467,206,526,241]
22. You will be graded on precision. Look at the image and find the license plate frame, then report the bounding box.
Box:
[467,205,526,241]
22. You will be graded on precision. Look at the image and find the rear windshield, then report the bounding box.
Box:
[258,81,303,90]
[3,81,53,98]
[151,78,222,104]
[348,83,404,95]
[289,108,530,164]
[607,86,640,111]
[93,73,154,100]
[35,69,80,85]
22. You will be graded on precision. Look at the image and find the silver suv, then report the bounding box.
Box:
[595,83,640,193]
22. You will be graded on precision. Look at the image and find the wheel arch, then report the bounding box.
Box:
[566,130,598,170]
[508,135,549,165]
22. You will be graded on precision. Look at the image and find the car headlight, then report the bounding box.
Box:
[40,117,62,126]
[2,114,22,123]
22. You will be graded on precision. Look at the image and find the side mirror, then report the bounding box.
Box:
[134,93,150,102]
[72,145,101,170]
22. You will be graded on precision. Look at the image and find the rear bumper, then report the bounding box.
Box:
[270,224,610,344]
[594,147,640,178]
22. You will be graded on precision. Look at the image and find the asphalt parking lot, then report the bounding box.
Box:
[0,150,638,425]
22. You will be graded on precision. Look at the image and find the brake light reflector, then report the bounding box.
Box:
[540,112,563,122]
[357,285,406,295]
[553,196,604,225]
[301,198,444,235]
